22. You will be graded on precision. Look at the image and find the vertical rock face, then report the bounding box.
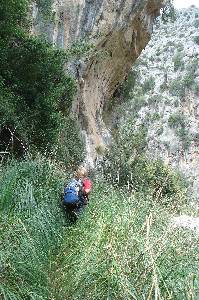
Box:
[32,0,165,165]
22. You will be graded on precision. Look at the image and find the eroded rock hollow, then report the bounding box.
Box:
[32,0,165,165]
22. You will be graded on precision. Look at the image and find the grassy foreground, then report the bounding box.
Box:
[54,184,199,300]
[0,157,66,299]
[0,158,199,299]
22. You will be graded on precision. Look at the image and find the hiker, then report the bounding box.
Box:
[63,166,92,220]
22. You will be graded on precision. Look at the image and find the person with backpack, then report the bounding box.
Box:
[63,166,92,220]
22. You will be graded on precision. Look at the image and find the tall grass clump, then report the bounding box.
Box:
[53,182,199,299]
[0,157,68,299]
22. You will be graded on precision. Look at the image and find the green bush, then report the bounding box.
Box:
[156,125,164,136]
[0,35,76,153]
[169,78,185,98]
[36,0,53,15]
[161,1,176,23]
[168,113,191,149]
[142,76,155,93]
[0,0,29,39]
[186,58,198,74]
[176,43,184,52]
[183,72,195,88]
[131,94,147,112]
[121,70,139,100]
[172,52,184,71]
[181,58,198,91]
[168,113,186,129]
[101,122,186,205]
[0,0,89,159]
[147,94,160,106]
[52,116,85,168]
[193,82,199,95]
[193,35,199,45]
[193,19,199,28]
[177,127,191,150]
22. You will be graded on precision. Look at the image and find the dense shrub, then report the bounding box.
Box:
[168,113,186,129]
[173,52,184,71]
[121,70,139,100]
[0,34,76,153]
[0,0,29,39]
[193,35,199,45]
[168,113,191,150]
[169,78,185,98]
[193,82,199,95]
[193,19,199,28]
[183,72,195,88]
[0,0,89,161]
[147,94,161,106]
[142,76,155,93]
[52,116,85,168]
[101,122,187,206]
[36,0,53,14]
[161,1,176,23]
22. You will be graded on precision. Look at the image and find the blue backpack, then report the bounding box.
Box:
[63,179,81,205]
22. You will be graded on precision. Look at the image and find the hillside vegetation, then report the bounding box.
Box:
[108,6,199,200]
[0,2,199,300]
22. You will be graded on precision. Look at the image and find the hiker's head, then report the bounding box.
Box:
[75,166,88,179]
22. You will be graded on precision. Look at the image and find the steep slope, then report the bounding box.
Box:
[113,6,199,199]
[31,0,165,164]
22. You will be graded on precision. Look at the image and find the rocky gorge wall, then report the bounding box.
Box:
[31,0,165,165]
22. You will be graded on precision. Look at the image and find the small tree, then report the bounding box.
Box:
[193,36,199,45]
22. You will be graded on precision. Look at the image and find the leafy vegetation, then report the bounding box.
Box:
[193,19,199,28]
[142,76,155,93]
[0,37,76,151]
[36,0,53,15]
[161,0,176,23]
[168,113,186,129]
[173,51,184,71]
[101,120,187,207]
[193,35,199,45]
[52,116,85,168]
[169,77,185,98]
[121,70,139,100]
[0,0,87,162]
[168,113,191,149]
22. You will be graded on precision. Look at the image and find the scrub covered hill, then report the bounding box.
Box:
[109,6,199,200]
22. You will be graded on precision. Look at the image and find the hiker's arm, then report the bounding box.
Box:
[84,188,91,194]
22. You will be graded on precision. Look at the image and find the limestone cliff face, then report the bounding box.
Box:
[31,0,165,165]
